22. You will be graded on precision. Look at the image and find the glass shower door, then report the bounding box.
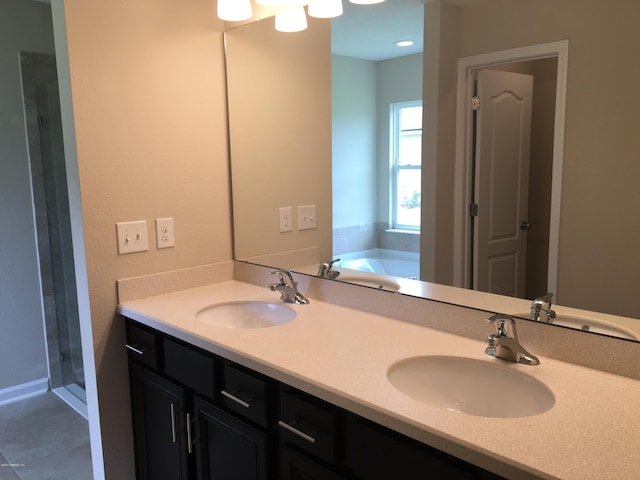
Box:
[37,78,85,402]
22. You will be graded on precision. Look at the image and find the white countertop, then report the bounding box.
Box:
[118,280,640,480]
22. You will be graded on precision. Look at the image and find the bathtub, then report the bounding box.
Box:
[335,249,419,279]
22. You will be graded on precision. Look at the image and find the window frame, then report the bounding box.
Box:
[390,100,422,231]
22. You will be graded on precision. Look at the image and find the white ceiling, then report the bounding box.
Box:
[330,0,487,61]
[331,0,425,61]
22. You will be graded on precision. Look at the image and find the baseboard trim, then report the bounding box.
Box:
[0,378,49,407]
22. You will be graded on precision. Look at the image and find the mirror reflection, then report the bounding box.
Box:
[225,0,640,341]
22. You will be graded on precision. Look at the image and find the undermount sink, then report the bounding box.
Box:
[514,313,638,341]
[387,356,555,418]
[339,275,401,292]
[196,301,296,329]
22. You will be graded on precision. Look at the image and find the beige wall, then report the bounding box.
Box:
[62,0,232,476]
[457,0,640,317]
[226,16,332,265]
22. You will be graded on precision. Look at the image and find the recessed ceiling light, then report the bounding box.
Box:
[395,40,414,47]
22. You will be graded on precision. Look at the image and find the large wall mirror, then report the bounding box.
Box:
[225,0,640,342]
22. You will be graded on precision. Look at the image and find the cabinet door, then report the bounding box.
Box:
[280,446,348,480]
[193,396,268,480]
[130,363,190,480]
[345,416,477,480]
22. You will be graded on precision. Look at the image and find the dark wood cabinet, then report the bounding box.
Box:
[125,318,508,480]
[345,415,477,480]
[193,396,268,480]
[129,363,190,480]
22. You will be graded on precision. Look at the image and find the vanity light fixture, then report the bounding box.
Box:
[217,0,253,21]
[308,0,343,18]
[395,40,414,47]
[349,0,385,4]
[255,0,291,5]
[275,6,308,32]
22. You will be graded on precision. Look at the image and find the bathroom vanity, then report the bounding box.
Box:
[125,318,503,480]
[118,280,640,480]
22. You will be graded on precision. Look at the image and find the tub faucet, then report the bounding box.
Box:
[269,270,310,305]
[485,314,540,365]
[530,293,556,323]
[317,258,341,279]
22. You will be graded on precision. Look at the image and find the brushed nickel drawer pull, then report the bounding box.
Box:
[278,420,316,444]
[170,404,177,443]
[186,413,193,454]
[125,344,148,355]
[221,390,251,409]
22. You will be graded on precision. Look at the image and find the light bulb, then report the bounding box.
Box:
[275,7,308,32]
[308,0,343,18]
[217,0,252,21]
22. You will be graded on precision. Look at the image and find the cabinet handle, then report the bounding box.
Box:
[125,344,148,355]
[186,413,193,454]
[170,404,177,443]
[278,420,317,445]
[221,389,251,409]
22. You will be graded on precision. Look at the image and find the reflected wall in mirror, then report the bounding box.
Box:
[225,0,640,340]
[226,15,333,268]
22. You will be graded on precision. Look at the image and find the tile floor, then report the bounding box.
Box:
[0,392,92,480]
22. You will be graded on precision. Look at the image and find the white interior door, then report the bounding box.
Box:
[474,69,533,297]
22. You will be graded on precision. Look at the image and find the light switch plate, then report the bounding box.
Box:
[116,220,149,254]
[155,217,175,248]
[298,205,317,230]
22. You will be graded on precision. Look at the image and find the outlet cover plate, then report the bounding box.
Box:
[155,217,175,248]
[279,207,293,233]
[116,220,149,254]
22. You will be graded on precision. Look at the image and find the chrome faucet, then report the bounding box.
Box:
[530,293,556,323]
[485,314,540,365]
[269,270,310,305]
[317,258,341,279]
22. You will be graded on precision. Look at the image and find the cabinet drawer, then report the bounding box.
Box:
[126,321,160,369]
[222,364,269,427]
[278,389,337,465]
[164,339,217,399]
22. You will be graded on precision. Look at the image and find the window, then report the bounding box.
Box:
[391,102,422,230]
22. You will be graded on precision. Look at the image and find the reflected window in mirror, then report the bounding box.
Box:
[392,101,422,231]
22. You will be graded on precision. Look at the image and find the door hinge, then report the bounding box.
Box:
[38,116,45,126]
[469,203,479,217]
[471,96,480,111]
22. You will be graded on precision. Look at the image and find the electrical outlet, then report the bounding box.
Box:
[155,217,175,248]
[116,220,149,254]
[279,207,293,233]
[298,205,317,230]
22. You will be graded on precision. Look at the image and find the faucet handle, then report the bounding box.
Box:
[270,269,294,287]
[539,292,554,303]
[486,314,517,338]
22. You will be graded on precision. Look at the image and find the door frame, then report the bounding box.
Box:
[453,40,569,298]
